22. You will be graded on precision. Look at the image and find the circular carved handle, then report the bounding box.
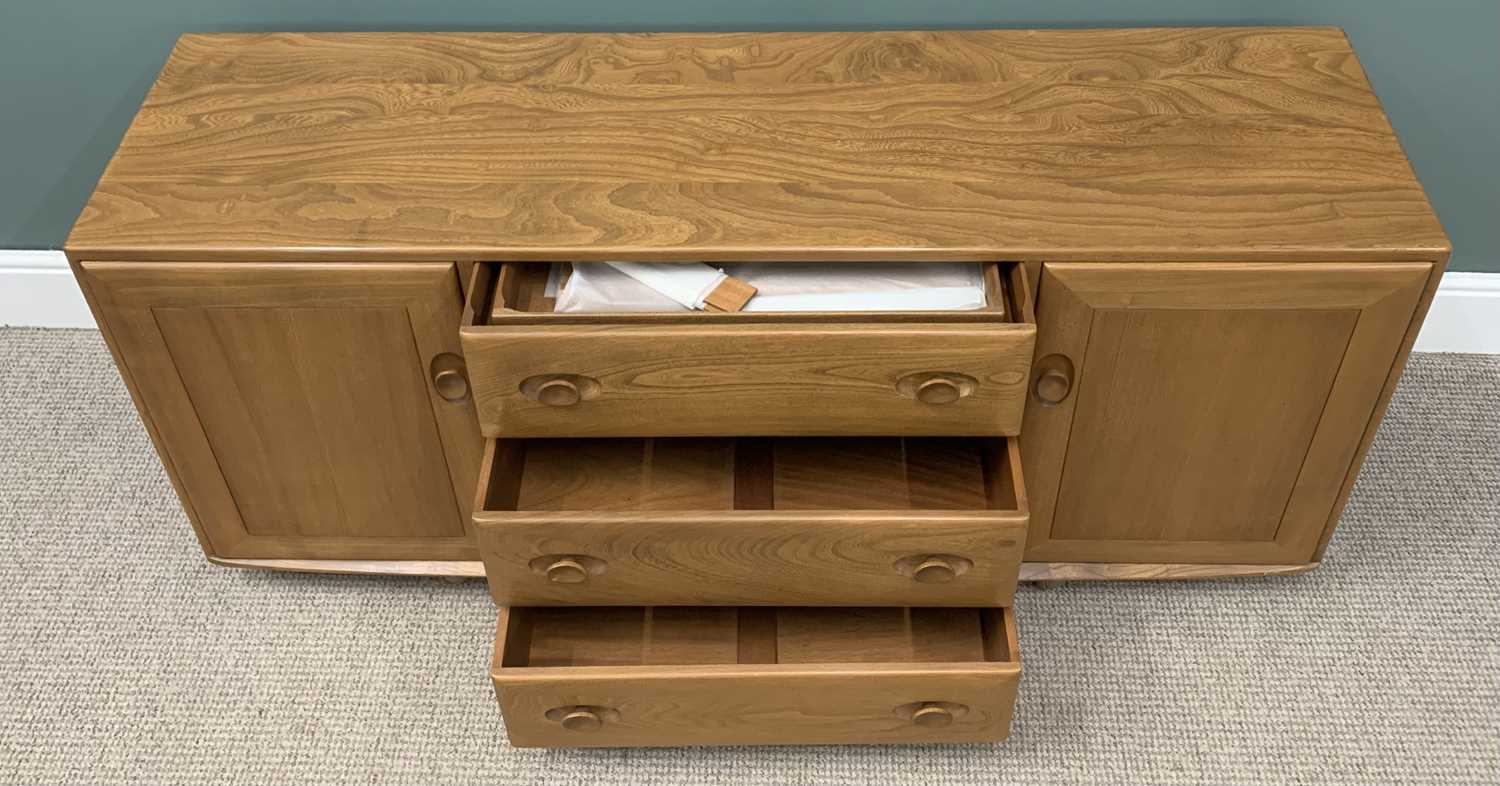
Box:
[896,373,976,403]
[894,554,972,582]
[559,709,602,732]
[915,377,963,405]
[1032,353,1076,406]
[912,557,959,584]
[544,557,589,584]
[536,378,582,407]
[911,703,955,728]
[429,353,470,402]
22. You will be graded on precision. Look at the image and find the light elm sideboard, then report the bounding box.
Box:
[66,28,1447,747]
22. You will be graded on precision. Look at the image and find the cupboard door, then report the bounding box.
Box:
[81,262,482,560]
[1021,263,1430,565]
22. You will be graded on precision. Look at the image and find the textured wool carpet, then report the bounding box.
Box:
[0,327,1496,785]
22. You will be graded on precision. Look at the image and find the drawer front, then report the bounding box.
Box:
[473,436,1030,607]
[462,323,1034,437]
[478,510,1026,606]
[497,665,1019,747]
[492,606,1021,748]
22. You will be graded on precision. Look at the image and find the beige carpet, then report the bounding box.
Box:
[1,327,1496,785]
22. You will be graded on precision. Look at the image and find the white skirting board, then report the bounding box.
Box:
[1,251,94,329]
[1409,272,1500,354]
[3,250,1497,352]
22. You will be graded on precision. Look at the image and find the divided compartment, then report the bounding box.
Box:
[485,261,1010,321]
[459,261,1037,438]
[491,605,1021,747]
[473,436,1028,606]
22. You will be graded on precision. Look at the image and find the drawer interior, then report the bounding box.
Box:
[478,437,1021,514]
[498,606,1015,668]
[469,261,1023,325]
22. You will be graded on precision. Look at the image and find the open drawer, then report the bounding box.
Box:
[473,435,1028,606]
[492,605,1021,747]
[459,262,1036,437]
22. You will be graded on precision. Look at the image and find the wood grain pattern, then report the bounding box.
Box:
[1313,259,1446,560]
[154,306,463,538]
[1021,262,1429,565]
[61,28,1448,592]
[150,29,1368,87]
[463,260,1032,437]
[1052,308,1355,543]
[523,607,742,667]
[78,261,482,560]
[65,29,1446,262]
[474,437,1027,606]
[514,439,736,511]
[1018,561,1319,582]
[463,325,1033,438]
[771,438,991,510]
[774,607,984,664]
[204,556,1320,582]
[491,606,1020,747]
[205,556,489,577]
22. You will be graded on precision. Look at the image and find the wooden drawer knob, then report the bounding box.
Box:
[896,372,976,403]
[536,378,582,407]
[544,557,589,584]
[1033,354,1076,405]
[912,557,960,584]
[915,377,963,405]
[559,709,602,732]
[530,554,604,582]
[911,703,956,728]
[1034,369,1070,404]
[429,353,469,402]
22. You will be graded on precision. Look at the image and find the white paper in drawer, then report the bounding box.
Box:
[553,262,988,313]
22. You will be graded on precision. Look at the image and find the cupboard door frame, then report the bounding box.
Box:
[79,261,482,560]
[1021,262,1431,565]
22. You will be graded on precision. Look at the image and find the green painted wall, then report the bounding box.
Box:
[3,1,1495,270]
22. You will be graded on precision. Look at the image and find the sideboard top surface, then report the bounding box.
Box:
[65,28,1448,262]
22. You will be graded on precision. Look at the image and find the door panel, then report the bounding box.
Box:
[81,262,482,560]
[1021,263,1429,565]
[1051,308,1355,543]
